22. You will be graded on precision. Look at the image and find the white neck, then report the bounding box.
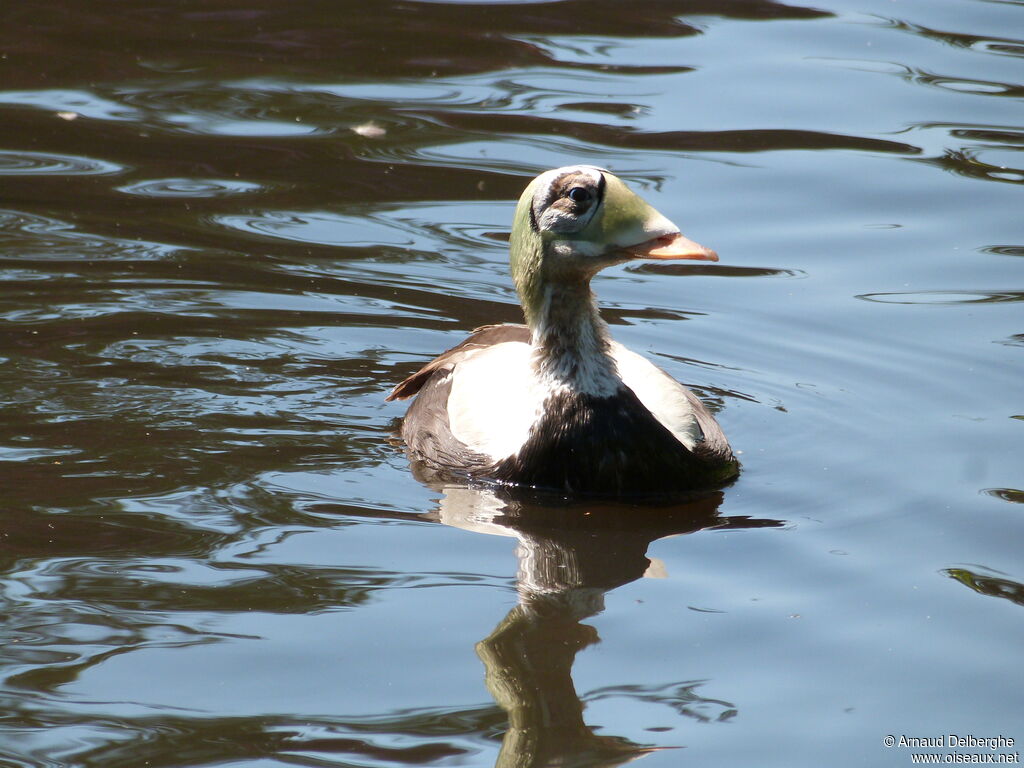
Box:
[529,282,621,397]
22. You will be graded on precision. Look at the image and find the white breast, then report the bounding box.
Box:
[447,341,546,461]
[609,341,702,451]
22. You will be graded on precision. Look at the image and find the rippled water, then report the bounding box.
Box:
[1,1,1021,766]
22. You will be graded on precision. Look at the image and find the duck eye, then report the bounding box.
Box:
[567,186,590,204]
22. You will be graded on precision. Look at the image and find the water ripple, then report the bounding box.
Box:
[215,201,508,255]
[0,150,122,176]
[0,210,181,262]
[945,565,1024,608]
[917,73,1024,98]
[933,147,1024,183]
[633,264,807,279]
[400,108,923,156]
[117,178,263,198]
[983,488,1024,504]
[893,18,1024,62]
[217,210,417,248]
[983,245,1024,258]
[857,290,1024,305]
[0,88,140,121]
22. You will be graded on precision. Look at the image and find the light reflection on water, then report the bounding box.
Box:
[0,0,1022,766]
[0,150,123,176]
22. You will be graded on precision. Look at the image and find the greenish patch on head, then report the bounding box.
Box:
[507,167,679,329]
[509,176,545,326]
[583,173,667,246]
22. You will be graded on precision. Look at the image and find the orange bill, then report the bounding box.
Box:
[626,232,718,262]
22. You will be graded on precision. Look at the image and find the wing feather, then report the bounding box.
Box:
[386,324,530,401]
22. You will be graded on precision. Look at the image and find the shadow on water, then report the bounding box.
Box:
[324,484,783,767]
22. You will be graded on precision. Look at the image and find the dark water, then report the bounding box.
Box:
[1,0,1021,766]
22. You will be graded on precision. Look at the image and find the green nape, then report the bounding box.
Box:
[508,175,546,330]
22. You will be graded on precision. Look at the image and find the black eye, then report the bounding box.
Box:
[567,186,590,204]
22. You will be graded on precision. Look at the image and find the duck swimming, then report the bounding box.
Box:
[387,166,738,496]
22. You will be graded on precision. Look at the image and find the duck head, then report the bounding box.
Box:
[509,166,717,328]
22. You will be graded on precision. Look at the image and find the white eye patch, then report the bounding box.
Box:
[530,166,605,235]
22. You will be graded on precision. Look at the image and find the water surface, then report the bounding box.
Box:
[1,0,1021,766]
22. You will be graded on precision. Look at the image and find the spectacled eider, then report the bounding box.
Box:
[387,166,738,496]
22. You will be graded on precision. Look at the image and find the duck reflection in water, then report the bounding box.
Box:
[426,482,782,767]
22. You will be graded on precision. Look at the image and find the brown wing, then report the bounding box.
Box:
[385,323,531,401]
[681,387,736,465]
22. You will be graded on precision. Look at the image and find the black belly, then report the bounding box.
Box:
[487,386,736,496]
